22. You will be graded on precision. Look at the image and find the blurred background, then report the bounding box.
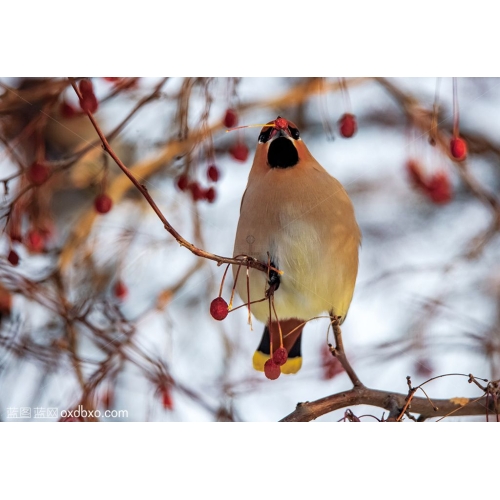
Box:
[0,77,499,421]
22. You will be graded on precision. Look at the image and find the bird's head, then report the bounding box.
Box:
[254,116,306,170]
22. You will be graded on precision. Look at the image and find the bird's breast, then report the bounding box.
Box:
[233,166,360,322]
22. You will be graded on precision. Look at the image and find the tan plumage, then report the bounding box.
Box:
[233,117,361,374]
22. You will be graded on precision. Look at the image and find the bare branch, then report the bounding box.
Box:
[280,384,495,422]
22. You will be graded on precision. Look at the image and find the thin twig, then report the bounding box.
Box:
[329,314,364,388]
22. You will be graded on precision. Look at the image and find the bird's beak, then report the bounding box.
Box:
[260,116,294,145]
[270,127,292,141]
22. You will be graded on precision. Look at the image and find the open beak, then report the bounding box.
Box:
[259,116,295,144]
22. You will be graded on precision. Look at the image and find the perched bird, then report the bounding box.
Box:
[233,116,361,376]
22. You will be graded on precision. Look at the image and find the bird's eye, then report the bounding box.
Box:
[258,126,274,143]
[288,125,300,140]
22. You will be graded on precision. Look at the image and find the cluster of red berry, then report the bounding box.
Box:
[406,125,468,204]
[6,168,56,266]
[263,347,288,380]
[60,78,136,120]
[176,169,218,203]
[7,227,53,266]
[174,107,252,203]
[407,160,452,204]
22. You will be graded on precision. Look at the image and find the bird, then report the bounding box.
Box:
[233,116,361,377]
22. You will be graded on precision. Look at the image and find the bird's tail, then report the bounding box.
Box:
[252,318,304,374]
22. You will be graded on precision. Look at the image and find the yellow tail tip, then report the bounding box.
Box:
[252,351,302,375]
[281,357,302,374]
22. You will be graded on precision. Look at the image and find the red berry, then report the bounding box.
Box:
[103,77,120,82]
[7,250,19,266]
[79,80,93,94]
[27,162,50,185]
[426,172,452,204]
[207,165,219,182]
[450,137,467,161]
[80,95,98,114]
[78,79,98,113]
[60,101,77,119]
[339,113,357,138]
[272,347,288,366]
[274,117,288,130]
[210,297,228,320]
[94,194,113,214]
[229,142,249,162]
[114,280,128,300]
[176,174,189,191]
[223,109,238,128]
[406,160,452,204]
[264,359,281,380]
[189,182,204,202]
[26,229,45,253]
[204,187,216,203]
[161,388,174,410]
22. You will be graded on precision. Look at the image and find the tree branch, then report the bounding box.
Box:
[280,384,495,422]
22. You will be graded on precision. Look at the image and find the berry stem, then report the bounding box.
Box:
[271,295,283,349]
[430,77,441,145]
[265,252,272,296]
[100,155,109,190]
[317,78,335,140]
[35,127,46,164]
[219,263,231,298]
[340,77,352,114]
[268,295,273,356]
[226,296,267,313]
[228,262,242,310]
[281,315,332,341]
[246,261,252,329]
[453,77,459,138]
